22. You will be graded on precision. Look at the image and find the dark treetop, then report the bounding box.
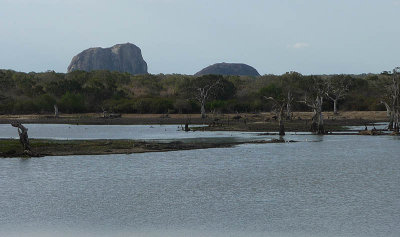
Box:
[67,43,148,75]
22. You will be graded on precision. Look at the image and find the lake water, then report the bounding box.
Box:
[0,124,400,236]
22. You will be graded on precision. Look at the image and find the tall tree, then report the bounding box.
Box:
[299,76,327,134]
[183,75,224,118]
[260,83,287,136]
[381,67,400,132]
[281,71,302,120]
[377,68,400,131]
[325,75,351,114]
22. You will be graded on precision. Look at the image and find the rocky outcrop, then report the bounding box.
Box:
[67,43,147,75]
[195,62,260,76]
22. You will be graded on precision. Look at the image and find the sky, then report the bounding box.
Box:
[0,0,399,75]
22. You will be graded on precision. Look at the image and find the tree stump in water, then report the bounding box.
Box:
[11,121,31,155]
[184,122,190,132]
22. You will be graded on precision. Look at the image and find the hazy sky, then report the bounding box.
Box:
[1,0,399,75]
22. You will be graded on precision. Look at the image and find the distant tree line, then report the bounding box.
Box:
[0,69,396,119]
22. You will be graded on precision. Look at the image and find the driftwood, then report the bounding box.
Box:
[103,111,122,119]
[11,121,32,155]
[101,107,121,119]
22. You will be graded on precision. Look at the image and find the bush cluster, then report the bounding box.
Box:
[0,69,391,114]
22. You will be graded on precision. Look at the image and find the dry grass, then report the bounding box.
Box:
[0,111,388,125]
[286,111,387,121]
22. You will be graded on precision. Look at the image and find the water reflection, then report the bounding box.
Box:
[0,124,326,144]
[0,124,265,141]
[0,125,399,237]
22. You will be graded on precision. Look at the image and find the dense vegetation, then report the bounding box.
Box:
[0,69,394,115]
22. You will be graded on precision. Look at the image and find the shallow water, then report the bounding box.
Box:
[0,124,264,140]
[0,123,312,143]
[1,125,400,236]
[345,122,389,131]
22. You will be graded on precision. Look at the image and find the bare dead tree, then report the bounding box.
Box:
[286,90,294,120]
[380,100,391,117]
[380,100,394,129]
[325,75,351,114]
[187,75,223,119]
[391,68,400,132]
[302,94,325,134]
[54,104,59,118]
[11,121,31,154]
[281,71,302,120]
[299,76,327,134]
[197,83,221,119]
[380,67,400,132]
[264,96,286,136]
[260,81,292,136]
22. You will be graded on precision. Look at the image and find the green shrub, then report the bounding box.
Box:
[59,92,85,113]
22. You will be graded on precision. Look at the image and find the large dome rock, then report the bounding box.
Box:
[195,62,260,76]
[67,43,147,75]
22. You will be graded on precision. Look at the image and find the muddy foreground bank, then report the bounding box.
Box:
[0,138,292,158]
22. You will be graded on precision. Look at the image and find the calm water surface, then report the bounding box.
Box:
[0,125,399,236]
[0,124,268,140]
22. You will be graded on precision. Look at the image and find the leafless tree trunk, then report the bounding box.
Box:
[278,105,285,136]
[11,121,31,154]
[265,96,286,136]
[313,96,324,134]
[299,76,328,134]
[281,71,302,120]
[316,98,324,133]
[380,101,394,130]
[286,90,293,120]
[192,78,222,119]
[200,100,206,119]
[301,94,325,134]
[333,99,338,115]
[54,104,59,118]
[325,76,350,115]
[310,108,318,132]
[392,69,400,133]
[381,68,400,132]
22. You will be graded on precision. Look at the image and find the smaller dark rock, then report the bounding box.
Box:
[195,62,260,76]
